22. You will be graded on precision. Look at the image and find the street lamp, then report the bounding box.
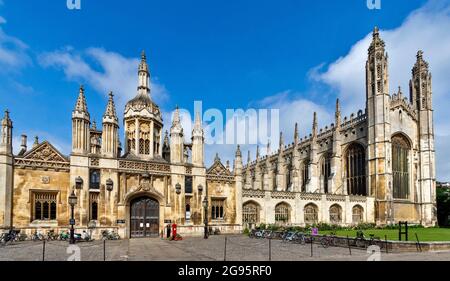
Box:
[203,196,209,239]
[68,190,78,244]
[75,176,83,190]
[198,184,203,193]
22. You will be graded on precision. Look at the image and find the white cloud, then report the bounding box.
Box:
[0,23,31,71]
[203,90,333,168]
[312,0,450,181]
[38,47,169,111]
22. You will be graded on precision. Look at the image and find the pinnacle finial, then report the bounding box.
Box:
[214,153,221,163]
[417,50,424,60]
[279,132,284,149]
[236,145,242,158]
[74,85,89,114]
[256,145,260,159]
[104,91,117,119]
[141,50,146,61]
[4,109,9,119]
[373,26,379,37]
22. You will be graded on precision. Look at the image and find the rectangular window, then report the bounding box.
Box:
[211,199,225,220]
[185,176,193,194]
[90,169,101,189]
[33,192,58,221]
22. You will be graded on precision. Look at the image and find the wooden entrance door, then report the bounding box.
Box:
[130,197,160,238]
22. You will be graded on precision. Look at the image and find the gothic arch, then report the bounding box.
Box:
[391,133,412,199]
[319,152,332,194]
[304,203,319,224]
[275,202,291,224]
[329,204,342,223]
[352,205,364,224]
[344,142,367,196]
[243,200,260,226]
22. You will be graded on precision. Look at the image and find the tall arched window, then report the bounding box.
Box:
[392,134,410,199]
[329,204,342,223]
[352,205,364,224]
[275,203,290,224]
[243,202,259,225]
[301,160,309,192]
[304,203,318,224]
[345,143,366,196]
[321,154,332,194]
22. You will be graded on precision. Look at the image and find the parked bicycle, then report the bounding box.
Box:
[31,231,45,241]
[320,235,337,248]
[46,230,59,241]
[102,230,120,240]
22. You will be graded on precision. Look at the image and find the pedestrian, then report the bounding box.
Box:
[166,224,171,239]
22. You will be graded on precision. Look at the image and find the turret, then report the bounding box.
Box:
[0,110,13,227]
[72,86,90,155]
[0,110,12,155]
[192,112,204,166]
[170,107,184,163]
[102,92,119,158]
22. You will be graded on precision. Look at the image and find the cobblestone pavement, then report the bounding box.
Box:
[1,235,449,261]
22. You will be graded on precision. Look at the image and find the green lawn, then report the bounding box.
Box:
[321,228,450,242]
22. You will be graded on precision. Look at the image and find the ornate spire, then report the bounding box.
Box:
[247,150,251,164]
[256,145,260,160]
[92,120,97,130]
[279,132,284,151]
[294,123,299,145]
[214,153,221,163]
[164,130,169,146]
[335,99,341,128]
[312,112,318,138]
[413,50,429,74]
[104,91,118,121]
[74,85,89,115]
[192,111,203,138]
[266,140,271,155]
[135,50,151,99]
[369,26,385,54]
[33,136,39,148]
[172,107,181,127]
[235,145,242,158]
[2,109,12,127]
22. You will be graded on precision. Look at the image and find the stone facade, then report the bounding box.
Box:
[240,28,437,228]
[0,28,438,238]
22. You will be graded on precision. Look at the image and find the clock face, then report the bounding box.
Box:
[128,123,135,132]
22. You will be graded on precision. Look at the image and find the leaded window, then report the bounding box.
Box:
[346,143,366,196]
[321,154,331,193]
[352,205,364,223]
[90,169,100,189]
[304,204,318,224]
[329,204,342,223]
[392,134,410,199]
[34,192,58,221]
[211,200,225,220]
[301,160,309,192]
[275,203,290,224]
[243,202,259,224]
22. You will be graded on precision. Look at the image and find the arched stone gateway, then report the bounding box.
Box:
[130,197,160,238]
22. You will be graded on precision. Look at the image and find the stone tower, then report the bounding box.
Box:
[0,110,13,228]
[366,27,393,224]
[170,107,184,163]
[234,145,243,225]
[191,112,204,167]
[102,92,119,158]
[124,51,164,159]
[410,50,436,225]
[72,86,90,155]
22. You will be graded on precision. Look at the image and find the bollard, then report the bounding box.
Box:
[42,240,46,262]
[347,235,352,255]
[223,236,227,261]
[415,233,422,252]
[104,239,106,261]
[269,238,272,261]
[385,235,388,254]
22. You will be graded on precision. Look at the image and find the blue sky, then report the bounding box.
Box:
[1,0,450,180]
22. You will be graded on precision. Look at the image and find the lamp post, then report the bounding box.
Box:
[68,190,78,244]
[175,183,181,224]
[203,183,209,239]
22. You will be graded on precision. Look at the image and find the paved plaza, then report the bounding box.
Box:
[0,235,449,261]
